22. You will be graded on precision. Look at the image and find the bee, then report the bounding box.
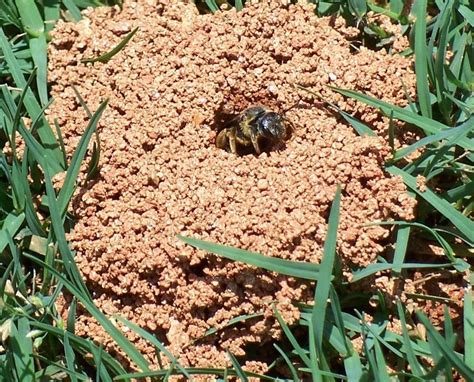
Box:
[215,106,292,155]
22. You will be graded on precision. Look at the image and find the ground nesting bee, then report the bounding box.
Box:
[215,106,292,155]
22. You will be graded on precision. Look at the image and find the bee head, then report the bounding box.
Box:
[258,112,291,141]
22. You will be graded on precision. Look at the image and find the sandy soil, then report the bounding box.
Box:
[48,0,420,372]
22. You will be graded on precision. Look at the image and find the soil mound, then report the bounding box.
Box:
[48,0,417,370]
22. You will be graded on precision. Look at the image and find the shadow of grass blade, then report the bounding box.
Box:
[178,235,321,280]
[312,186,341,356]
[81,27,138,63]
[24,254,151,373]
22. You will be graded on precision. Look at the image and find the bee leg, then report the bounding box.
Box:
[216,128,230,150]
[229,126,238,154]
[250,130,261,154]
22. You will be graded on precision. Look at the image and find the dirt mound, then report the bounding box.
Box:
[48,0,417,370]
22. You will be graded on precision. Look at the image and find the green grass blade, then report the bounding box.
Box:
[66,297,77,334]
[10,317,35,382]
[57,99,108,217]
[204,0,219,13]
[273,307,312,369]
[25,254,151,373]
[115,368,277,381]
[235,0,244,11]
[13,0,48,105]
[16,116,90,293]
[0,212,25,253]
[458,4,474,26]
[393,117,474,161]
[44,0,60,33]
[396,300,424,376]
[413,0,431,118]
[391,224,410,276]
[62,0,82,21]
[386,166,474,244]
[81,27,138,63]
[0,28,64,173]
[465,274,474,370]
[227,351,248,382]
[273,344,300,382]
[30,322,126,376]
[28,35,48,107]
[200,312,263,338]
[63,331,79,382]
[312,186,341,355]
[352,262,453,283]
[113,315,190,378]
[296,84,376,137]
[330,87,474,151]
[178,235,321,280]
[417,311,474,380]
[88,344,112,382]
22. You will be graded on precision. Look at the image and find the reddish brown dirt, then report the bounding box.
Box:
[48,0,418,371]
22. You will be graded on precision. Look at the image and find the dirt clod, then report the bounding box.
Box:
[48,0,417,369]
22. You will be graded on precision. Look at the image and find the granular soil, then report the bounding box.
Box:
[47,0,419,371]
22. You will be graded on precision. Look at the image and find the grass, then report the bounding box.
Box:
[0,0,473,380]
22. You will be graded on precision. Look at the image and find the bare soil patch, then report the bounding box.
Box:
[48,0,419,371]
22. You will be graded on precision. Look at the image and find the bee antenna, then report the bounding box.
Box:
[281,101,300,115]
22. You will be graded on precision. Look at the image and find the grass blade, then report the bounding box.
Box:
[57,99,108,217]
[227,351,248,382]
[273,344,300,382]
[330,87,474,151]
[312,186,341,354]
[10,317,35,382]
[25,254,151,373]
[396,300,424,376]
[113,315,190,378]
[413,0,431,118]
[386,165,474,244]
[178,235,321,280]
[31,322,126,376]
[0,28,64,173]
[417,311,474,380]
[0,212,25,253]
[63,331,79,382]
[81,27,138,63]
[273,306,312,369]
[391,224,410,276]
[465,274,474,370]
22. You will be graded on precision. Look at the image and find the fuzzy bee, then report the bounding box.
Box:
[215,106,292,155]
